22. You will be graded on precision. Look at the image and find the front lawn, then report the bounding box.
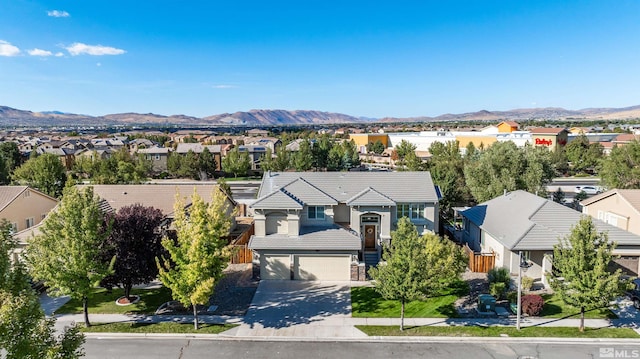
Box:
[81,322,237,334]
[351,281,468,318]
[357,325,639,338]
[539,293,617,319]
[55,286,173,315]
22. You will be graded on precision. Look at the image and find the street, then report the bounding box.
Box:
[84,337,640,359]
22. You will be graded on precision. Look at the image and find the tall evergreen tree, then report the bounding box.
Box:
[157,189,233,329]
[292,140,314,171]
[548,216,623,332]
[25,186,112,327]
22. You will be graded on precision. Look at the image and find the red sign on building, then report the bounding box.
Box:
[535,138,553,146]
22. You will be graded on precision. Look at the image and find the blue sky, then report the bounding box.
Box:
[1,1,639,118]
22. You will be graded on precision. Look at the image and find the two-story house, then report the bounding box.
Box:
[249,171,439,281]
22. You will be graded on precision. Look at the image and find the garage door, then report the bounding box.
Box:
[265,214,288,235]
[260,255,290,280]
[293,255,350,281]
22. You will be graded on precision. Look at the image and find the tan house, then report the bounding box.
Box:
[0,186,58,233]
[582,189,640,235]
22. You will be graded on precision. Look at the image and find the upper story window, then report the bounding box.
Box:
[397,203,425,220]
[308,206,325,220]
[23,190,30,198]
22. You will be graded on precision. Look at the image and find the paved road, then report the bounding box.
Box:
[83,338,640,359]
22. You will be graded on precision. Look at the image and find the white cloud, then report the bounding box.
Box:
[0,40,20,56]
[47,10,70,18]
[54,52,64,57]
[65,43,126,56]
[213,84,237,89]
[28,48,53,56]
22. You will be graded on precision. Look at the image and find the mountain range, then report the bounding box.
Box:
[1,104,640,127]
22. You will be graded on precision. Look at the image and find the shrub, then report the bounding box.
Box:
[521,276,534,292]
[506,290,517,303]
[521,294,545,316]
[489,282,507,300]
[488,267,511,285]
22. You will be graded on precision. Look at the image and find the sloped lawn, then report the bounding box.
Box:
[539,293,617,319]
[55,286,173,315]
[351,281,468,318]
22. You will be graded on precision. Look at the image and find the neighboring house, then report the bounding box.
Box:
[79,184,236,227]
[582,189,640,235]
[238,145,268,170]
[137,146,171,173]
[460,190,640,282]
[249,171,439,281]
[0,186,58,233]
[174,143,225,171]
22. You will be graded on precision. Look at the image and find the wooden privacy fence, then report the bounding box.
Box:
[229,221,254,264]
[464,244,496,273]
[230,244,252,264]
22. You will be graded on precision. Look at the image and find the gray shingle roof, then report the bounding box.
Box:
[346,187,396,206]
[248,225,361,251]
[281,178,337,206]
[461,190,640,250]
[256,171,438,205]
[251,188,304,210]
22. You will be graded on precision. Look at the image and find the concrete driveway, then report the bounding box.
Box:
[229,280,366,338]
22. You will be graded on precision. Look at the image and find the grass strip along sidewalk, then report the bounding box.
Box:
[357,325,639,338]
[81,322,237,334]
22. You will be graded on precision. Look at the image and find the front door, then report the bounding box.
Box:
[364,225,376,250]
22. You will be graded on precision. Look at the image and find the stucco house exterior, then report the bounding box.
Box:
[460,190,640,283]
[0,186,58,233]
[249,171,439,281]
[581,189,640,274]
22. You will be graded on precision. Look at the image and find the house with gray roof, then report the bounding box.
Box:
[249,171,439,281]
[461,190,640,283]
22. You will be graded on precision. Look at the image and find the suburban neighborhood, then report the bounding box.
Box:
[0,117,640,358]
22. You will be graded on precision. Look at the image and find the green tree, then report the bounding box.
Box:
[25,186,112,327]
[522,145,555,197]
[222,147,251,178]
[548,216,622,332]
[367,140,385,155]
[368,218,466,330]
[259,148,274,172]
[271,146,291,172]
[0,142,22,183]
[599,141,640,189]
[394,140,417,160]
[427,141,468,220]
[157,189,233,329]
[12,153,67,198]
[0,221,85,359]
[552,187,565,204]
[197,147,217,180]
[292,140,314,171]
[565,134,603,174]
[311,135,333,170]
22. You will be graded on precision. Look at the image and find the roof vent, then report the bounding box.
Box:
[123,192,127,195]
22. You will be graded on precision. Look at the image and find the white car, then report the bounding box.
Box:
[574,186,601,195]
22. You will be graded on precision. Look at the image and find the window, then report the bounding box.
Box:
[25,217,34,228]
[23,190,30,198]
[10,223,17,233]
[308,206,325,220]
[396,203,425,220]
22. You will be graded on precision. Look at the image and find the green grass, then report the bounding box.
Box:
[55,286,173,315]
[351,281,468,318]
[539,293,617,319]
[81,322,237,334]
[357,325,639,338]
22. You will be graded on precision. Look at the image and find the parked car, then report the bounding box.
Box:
[574,186,601,195]
[626,278,640,309]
